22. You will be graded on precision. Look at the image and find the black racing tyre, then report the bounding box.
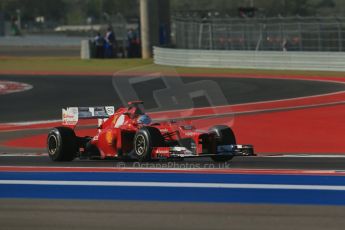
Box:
[209,125,236,162]
[133,127,165,162]
[47,127,78,161]
[85,142,101,159]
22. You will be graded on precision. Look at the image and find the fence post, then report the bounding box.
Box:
[298,23,303,51]
[338,23,342,52]
[139,0,152,59]
[255,24,263,51]
[318,23,322,51]
[209,23,213,50]
[226,23,230,50]
[198,23,203,49]
[241,24,246,50]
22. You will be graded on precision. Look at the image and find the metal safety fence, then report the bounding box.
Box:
[173,17,345,52]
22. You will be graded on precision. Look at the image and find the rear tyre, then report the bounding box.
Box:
[133,127,165,162]
[47,127,78,161]
[209,125,236,162]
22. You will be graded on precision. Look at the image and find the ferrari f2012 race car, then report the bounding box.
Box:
[47,101,254,162]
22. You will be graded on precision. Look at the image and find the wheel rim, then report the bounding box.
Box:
[48,135,58,155]
[135,135,146,156]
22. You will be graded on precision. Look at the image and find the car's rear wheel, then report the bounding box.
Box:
[209,125,236,162]
[47,127,78,161]
[133,127,165,162]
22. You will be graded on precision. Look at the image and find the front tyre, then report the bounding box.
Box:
[209,125,236,162]
[133,127,165,162]
[47,127,78,161]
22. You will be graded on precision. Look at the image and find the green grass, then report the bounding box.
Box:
[0,57,152,72]
[0,57,344,78]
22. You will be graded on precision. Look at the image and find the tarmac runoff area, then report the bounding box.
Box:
[1,199,345,230]
[0,73,345,229]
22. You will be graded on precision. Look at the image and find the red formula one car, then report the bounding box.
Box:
[47,101,254,162]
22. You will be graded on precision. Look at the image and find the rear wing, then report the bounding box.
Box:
[62,106,115,126]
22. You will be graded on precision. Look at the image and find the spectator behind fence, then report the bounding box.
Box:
[127,28,140,58]
[11,16,21,36]
[104,26,116,58]
[94,32,105,58]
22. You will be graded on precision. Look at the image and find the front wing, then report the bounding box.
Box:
[151,144,255,159]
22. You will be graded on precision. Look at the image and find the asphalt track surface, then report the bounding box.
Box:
[1,74,344,122]
[1,74,345,230]
[2,155,345,170]
[1,199,345,230]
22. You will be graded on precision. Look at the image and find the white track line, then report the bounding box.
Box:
[3,119,60,126]
[1,180,345,191]
[0,153,48,157]
[266,155,345,158]
[1,153,345,158]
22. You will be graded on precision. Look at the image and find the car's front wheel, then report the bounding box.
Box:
[47,127,78,161]
[133,127,165,162]
[209,125,236,162]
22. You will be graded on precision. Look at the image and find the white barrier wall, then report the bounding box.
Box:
[81,40,91,60]
[154,47,345,71]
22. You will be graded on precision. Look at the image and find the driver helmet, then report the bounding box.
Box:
[137,114,152,125]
